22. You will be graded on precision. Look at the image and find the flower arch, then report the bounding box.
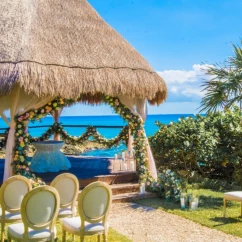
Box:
[13,96,149,185]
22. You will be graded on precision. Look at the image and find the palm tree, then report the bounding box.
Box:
[200,43,242,113]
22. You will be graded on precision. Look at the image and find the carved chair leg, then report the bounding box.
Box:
[62,228,66,242]
[241,202,242,217]
[223,198,226,217]
[103,232,108,242]
[8,233,11,242]
[1,224,5,242]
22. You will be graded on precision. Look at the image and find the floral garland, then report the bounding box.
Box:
[13,97,130,185]
[12,95,149,185]
[146,169,182,202]
[104,96,149,181]
[13,98,67,186]
[30,122,129,148]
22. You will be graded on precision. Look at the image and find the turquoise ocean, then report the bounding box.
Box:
[0,114,195,157]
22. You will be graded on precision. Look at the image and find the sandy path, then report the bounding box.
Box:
[110,203,242,242]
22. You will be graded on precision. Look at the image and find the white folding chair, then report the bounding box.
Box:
[223,191,242,217]
[7,185,60,242]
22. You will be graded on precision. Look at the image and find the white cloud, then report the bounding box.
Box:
[181,87,205,97]
[158,69,197,84]
[148,102,202,114]
[157,64,212,102]
[170,86,178,93]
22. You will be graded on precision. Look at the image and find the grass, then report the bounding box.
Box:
[3,220,131,242]
[55,222,131,242]
[136,189,242,238]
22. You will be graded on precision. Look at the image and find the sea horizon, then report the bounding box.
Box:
[0,113,199,137]
[0,113,199,119]
[56,113,199,116]
[0,113,198,128]
[0,113,198,157]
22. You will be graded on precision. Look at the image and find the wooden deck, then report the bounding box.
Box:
[0,156,138,187]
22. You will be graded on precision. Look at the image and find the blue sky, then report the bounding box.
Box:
[63,0,242,116]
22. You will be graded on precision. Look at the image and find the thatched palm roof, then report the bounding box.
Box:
[0,0,167,105]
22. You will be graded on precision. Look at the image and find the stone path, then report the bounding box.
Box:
[110,203,242,242]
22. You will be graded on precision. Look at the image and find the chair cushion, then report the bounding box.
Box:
[0,208,21,221]
[8,223,56,240]
[58,207,76,217]
[61,217,105,234]
[224,191,242,201]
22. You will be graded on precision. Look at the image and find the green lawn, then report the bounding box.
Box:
[55,223,131,242]
[136,189,242,238]
[3,221,131,242]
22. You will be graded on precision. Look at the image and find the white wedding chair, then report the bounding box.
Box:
[223,191,242,217]
[50,173,79,218]
[0,175,32,242]
[61,181,112,242]
[7,185,60,242]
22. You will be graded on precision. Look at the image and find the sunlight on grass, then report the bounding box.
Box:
[55,223,131,242]
[137,189,242,238]
[2,222,131,242]
[55,223,132,242]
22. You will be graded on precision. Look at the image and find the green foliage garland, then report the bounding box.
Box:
[104,96,149,181]
[12,95,151,185]
[13,98,67,186]
[30,123,129,148]
[13,96,131,185]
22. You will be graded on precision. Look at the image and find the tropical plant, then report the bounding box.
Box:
[150,107,242,182]
[150,115,219,177]
[146,169,182,202]
[200,43,242,113]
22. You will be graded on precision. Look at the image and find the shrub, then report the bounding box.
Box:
[149,107,242,182]
[146,169,182,202]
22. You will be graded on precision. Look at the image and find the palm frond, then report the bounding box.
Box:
[199,42,242,114]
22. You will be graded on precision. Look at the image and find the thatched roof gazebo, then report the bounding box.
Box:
[0,0,167,181]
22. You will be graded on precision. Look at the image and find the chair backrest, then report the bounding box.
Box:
[21,185,60,232]
[0,175,32,214]
[50,173,79,208]
[78,181,112,225]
